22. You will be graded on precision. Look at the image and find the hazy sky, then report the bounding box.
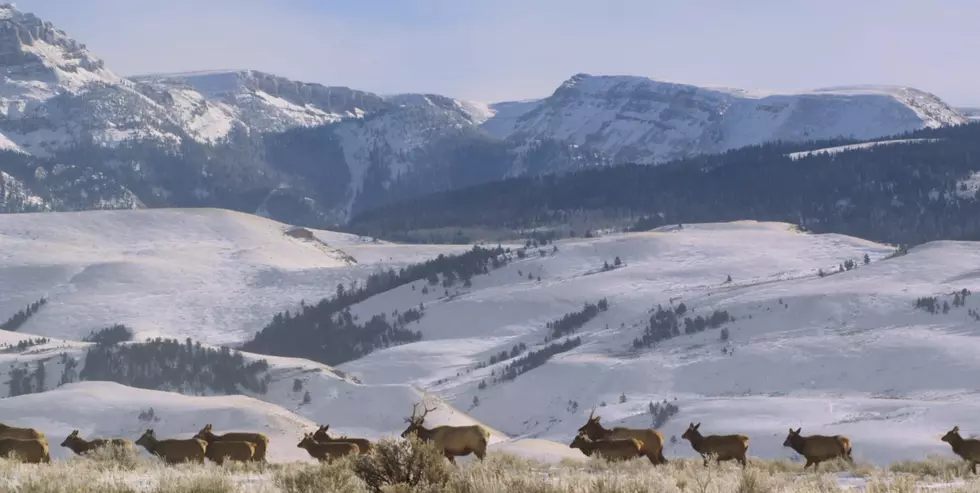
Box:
[13,0,980,105]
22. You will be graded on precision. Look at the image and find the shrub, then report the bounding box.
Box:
[275,457,367,493]
[76,443,147,471]
[352,436,451,493]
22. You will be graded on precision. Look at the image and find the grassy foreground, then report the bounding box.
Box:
[0,438,978,493]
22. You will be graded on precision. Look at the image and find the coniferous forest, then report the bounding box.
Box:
[78,338,270,395]
[242,245,514,365]
[347,123,980,247]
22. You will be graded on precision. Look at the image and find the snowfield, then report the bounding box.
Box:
[2,209,980,470]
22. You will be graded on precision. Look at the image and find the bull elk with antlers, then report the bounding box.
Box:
[577,408,667,465]
[400,402,490,465]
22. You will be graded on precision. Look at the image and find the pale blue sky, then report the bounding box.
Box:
[14,0,980,105]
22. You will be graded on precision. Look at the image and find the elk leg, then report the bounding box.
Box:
[738,455,747,468]
[702,454,709,467]
[972,461,977,475]
[803,459,813,470]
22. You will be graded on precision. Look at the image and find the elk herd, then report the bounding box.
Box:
[1,408,980,474]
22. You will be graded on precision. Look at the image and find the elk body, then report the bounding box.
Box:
[681,422,749,468]
[942,426,980,474]
[0,423,46,443]
[135,429,207,465]
[313,424,374,454]
[60,430,132,455]
[0,438,50,463]
[577,410,666,465]
[205,440,256,465]
[401,403,490,465]
[569,432,644,461]
[297,433,359,462]
[194,424,269,462]
[782,427,852,471]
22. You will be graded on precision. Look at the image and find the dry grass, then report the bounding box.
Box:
[1,443,980,493]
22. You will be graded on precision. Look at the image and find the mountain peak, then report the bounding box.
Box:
[0,2,113,87]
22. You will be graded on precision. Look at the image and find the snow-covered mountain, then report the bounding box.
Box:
[0,4,391,154]
[481,74,968,164]
[4,208,980,465]
[0,3,969,225]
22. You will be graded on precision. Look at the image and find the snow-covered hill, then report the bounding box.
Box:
[481,74,968,165]
[4,208,980,465]
[0,208,471,345]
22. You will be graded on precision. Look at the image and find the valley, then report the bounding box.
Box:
[2,209,980,470]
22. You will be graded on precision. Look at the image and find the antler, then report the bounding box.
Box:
[588,407,596,420]
[406,401,437,424]
[405,402,420,423]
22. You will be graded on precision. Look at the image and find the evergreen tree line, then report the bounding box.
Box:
[243,245,513,365]
[78,337,271,395]
[491,336,583,385]
[915,288,973,315]
[649,399,680,429]
[82,324,134,345]
[7,361,46,397]
[347,122,980,247]
[634,303,732,348]
[475,342,529,370]
[1,297,48,332]
[548,298,609,340]
[0,337,49,353]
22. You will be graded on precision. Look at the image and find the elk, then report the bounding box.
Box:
[680,422,749,468]
[782,427,852,471]
[941,426,980,474]
[400,403,490,465]
[194,424,269,462]
[569,432,644,461]
[0,423,46,443]
[312,424,374,454]
[577,409,666,465]
[0,437,50,463]
[60,430,132,455]
[297,433,359,462]
[206,440,256,465]
[135,429,207,465]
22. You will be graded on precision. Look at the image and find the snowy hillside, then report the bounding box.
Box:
[0,208,471,345]
[786,138,942,160]
[131,70,389,138]
[481,74,968,165]
[4,208,980,466]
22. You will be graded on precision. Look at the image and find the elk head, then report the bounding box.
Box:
[577,408,605,440]
[401,402,436,439]
[681,422,701,441]
[60,429,80,447]
[942,426,961,444]
[783,427,802,448]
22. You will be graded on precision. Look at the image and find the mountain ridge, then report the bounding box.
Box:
[0,3,970,228]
